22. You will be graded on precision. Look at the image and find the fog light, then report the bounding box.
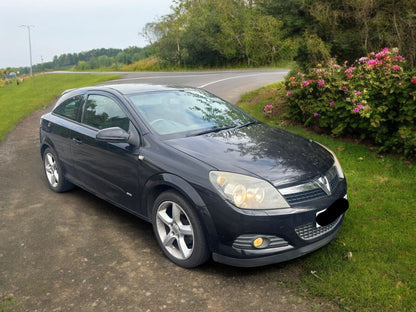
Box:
[253,237,264,248]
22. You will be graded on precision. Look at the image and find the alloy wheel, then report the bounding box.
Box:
[155,200,194,260]
[44,152,59,188]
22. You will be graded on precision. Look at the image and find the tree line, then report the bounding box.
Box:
[3,0,416,77]
[48,47,150,71]
[143,0,416,69]
[2,47,149,77]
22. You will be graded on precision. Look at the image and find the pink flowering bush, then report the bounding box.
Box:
[263,104,274,115]
[285,48,416,158]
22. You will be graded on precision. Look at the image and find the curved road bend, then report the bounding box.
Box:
[110,69,289,104]
[0,70,344,311]
[53,69,289,104]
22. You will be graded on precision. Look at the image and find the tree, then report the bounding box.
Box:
[148,0,288,67]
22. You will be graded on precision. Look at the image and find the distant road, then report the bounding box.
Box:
[51,69,290,103]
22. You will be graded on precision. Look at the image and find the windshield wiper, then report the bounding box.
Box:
[192,125,237,136]
[189,120,258,137]
[234,120,258,129]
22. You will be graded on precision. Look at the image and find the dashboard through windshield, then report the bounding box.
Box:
[128,89,253,136]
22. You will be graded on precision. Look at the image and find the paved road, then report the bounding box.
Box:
[0,70,342,311]
[52,69,290,103]
[103,69,289,104]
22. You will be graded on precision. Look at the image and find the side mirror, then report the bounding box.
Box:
[96,127,130,143]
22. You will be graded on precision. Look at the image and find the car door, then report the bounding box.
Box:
[44,94,85,180]
[70,92,141,210]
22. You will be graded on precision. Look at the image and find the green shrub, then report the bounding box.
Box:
[284,48,416,158]
[294,32,331,71]
[122,57,163,71]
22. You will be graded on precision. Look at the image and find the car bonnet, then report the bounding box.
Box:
[165,123,334,187]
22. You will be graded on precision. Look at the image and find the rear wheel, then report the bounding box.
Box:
[43,148,74,192]
[152,191,210,268]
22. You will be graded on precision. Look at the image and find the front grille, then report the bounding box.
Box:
[295,215,342,241]
[279,166,341,205]
[283,188,326,205]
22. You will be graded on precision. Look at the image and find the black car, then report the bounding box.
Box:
[39,84,348,268]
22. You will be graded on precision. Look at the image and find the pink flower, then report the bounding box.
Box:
[376,50,387,59]
[354,91,361,95]
[329,101,335,106]
[412,77,416,84]
[313,113,319,117]
[398,82,402,86]
[286,91,291,96]
[368,59,377,65]
[317,80,324,86]
[345,67,356,73]
[393,65,400,71]
[396,55,404,61]
[264,105,274,112]
[353,108,360,113]
[346,74,353,78]
[358,104,364,109]
[302,81,310,86]
[342,86,348,92]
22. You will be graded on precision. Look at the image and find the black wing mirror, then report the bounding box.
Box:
[96,127,130,143]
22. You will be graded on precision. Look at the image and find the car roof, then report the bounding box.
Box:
[61,84,191,97]
[54,83,203,111]
[105,84,184,95]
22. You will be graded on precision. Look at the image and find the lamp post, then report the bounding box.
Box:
[20,25,34,77]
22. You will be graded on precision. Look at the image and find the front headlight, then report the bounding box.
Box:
[209,171,290,209]
[315,142,345,179]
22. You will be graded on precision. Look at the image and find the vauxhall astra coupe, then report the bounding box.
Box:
[39,84,349,268]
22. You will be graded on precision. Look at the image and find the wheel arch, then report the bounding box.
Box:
[41,144,74,192]
[39,136,56,159]
[141,173,218,251]
[40,143,50,159]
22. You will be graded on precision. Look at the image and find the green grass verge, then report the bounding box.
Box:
[0,73,120,141]
[238,83,416,312]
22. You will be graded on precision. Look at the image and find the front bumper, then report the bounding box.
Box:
[212,214,344,267]
[201,179,348,267]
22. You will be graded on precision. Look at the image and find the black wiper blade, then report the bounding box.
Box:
[192,125,236,136]
[234,120,258,129]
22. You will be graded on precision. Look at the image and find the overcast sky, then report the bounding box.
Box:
[0,0,174,68]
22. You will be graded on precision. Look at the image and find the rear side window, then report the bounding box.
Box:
[82,94,129,131]
[53,95,83,121]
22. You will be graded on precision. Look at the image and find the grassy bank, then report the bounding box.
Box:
[0,73,120,141]
[238,83,416,312]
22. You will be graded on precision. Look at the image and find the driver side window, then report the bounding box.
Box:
[83,95,129,131]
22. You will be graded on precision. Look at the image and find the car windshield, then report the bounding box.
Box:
[128,89,254,136]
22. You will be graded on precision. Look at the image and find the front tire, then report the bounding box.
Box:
[152,191,210,268]
[42,148,74,193]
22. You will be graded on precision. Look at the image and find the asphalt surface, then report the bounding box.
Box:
[0,71,343,311]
